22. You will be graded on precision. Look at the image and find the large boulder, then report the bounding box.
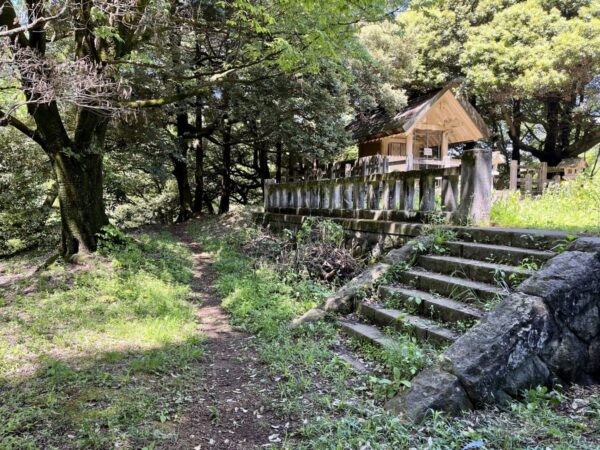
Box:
[388,249,600,422]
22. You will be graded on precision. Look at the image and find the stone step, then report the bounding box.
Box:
[358,302,459,345]
[377,285,483,324]
[449,226,569,251]
[445,241,555,266]
[417,254,532,286]
[339,320,396,348]
[398,269,507,304]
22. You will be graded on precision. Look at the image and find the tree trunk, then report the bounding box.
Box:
[258,142,270,186]
[52,151,109,255]
[219,122,232,214]
[543,97,561,165]
[172,113,194,222]
[510,100,521,163]
[170,152,194,223]
[276,140,282,183]
[193,99,204,213]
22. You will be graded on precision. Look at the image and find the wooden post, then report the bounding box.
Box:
[510,160,518,191]
[296,186,302,209]
[419,174,436,212]
[313,186,320,208]
[393,179,403,209]
[302,185,310,209]
[539,162,548,193]
[406,132,414,170]
[524,172,533,194]
[367,182,375,209]
[343,183,353,209]
[333,183,342,209]
[441,131,449,163]
[442,175,459,212]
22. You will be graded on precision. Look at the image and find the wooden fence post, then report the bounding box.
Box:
[419,174,436,212]
[509,160,518,191]
[539,162,548,193]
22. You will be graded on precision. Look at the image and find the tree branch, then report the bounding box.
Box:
[0,108,47,150]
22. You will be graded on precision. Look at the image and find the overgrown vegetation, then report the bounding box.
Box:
[0,229,204,449]
[190,212,600,449]
[491,174,600,232]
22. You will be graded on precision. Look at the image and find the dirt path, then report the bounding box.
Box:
[167,223,279,449]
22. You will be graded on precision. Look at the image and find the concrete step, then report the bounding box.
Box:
[398,269,507,304]
[445,241,555,266]
[377,285,483,324]
[417,254,532,286]
[339,320,396,348]
[358,302,458,345]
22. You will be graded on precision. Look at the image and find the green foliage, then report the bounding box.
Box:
[296,217,345,247]
[491,174,600,232]
[0,129,59,256]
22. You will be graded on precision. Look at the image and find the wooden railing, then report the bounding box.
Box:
[264,166,460,215]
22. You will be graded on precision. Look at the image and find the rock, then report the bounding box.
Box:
[290,308,326,327]
[386,366,472,422]
[546,330,589,382]
[568,237,600,253]
[444,292,555,404]
[587,337,600,375]
[518,251,600,342]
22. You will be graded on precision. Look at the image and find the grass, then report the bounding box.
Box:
[0,229,204,449]
[491,173,600,232]
[192,211,600,449]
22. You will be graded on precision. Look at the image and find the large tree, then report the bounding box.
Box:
[0,0,157,255]
[398,0,600,164]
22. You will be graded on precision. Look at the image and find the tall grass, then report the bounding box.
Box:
[491,174,600,232]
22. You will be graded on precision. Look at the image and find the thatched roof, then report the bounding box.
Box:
[346,83,490,144]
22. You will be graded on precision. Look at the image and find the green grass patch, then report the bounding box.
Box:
[491,174,600,232]
[0,229,204,449]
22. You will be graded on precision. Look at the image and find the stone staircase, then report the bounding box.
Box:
[340,230,559,349]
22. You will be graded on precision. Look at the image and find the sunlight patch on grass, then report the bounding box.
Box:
[0,229,205,448]
[491,174,600,232]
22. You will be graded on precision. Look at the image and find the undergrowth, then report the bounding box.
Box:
[190,211,600,449]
